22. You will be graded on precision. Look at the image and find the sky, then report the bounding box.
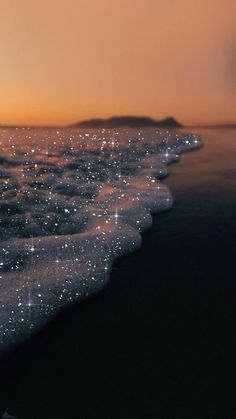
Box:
[0,0,235,126]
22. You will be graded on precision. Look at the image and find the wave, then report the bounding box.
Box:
[0,127,202,353]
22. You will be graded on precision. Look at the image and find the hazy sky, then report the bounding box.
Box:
[0,0,235,126]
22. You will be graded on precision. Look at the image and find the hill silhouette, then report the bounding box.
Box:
[71,115,182,128]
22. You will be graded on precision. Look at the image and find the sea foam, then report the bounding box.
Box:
[0,127,202,353]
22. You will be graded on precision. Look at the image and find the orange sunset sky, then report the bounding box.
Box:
[0,0,235,126]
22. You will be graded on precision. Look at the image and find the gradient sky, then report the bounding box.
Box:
[0,0,235,126]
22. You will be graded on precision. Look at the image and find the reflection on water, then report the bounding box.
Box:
[165,128,236,217]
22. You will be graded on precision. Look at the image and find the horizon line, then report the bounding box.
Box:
[0,115,236,129]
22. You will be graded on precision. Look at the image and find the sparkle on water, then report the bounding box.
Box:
[0,127,202,353]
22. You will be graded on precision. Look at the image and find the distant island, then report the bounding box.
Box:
[70,116,183,129]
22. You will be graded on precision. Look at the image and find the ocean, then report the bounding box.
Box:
[0,128,235,417]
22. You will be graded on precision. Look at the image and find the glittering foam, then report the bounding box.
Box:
[0,127,202,353]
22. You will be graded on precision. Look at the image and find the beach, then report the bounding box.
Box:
[0,128,235,418]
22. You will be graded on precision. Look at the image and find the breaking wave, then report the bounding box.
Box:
[0,127,202,352]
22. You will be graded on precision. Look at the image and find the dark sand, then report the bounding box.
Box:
[0,128,235,418]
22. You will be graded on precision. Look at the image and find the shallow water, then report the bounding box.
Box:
[167,127,236,216]
[0,127,201,353]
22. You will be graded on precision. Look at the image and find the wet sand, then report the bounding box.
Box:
[0,128,235,418]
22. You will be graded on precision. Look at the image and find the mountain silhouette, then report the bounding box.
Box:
[71,115,182,128]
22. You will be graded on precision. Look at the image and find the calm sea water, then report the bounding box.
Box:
[166,127,236,217]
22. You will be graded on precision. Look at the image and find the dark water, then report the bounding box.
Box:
[0,128,235,418]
